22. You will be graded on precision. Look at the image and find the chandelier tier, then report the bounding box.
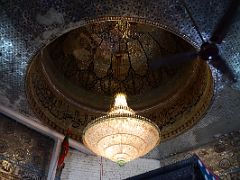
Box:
[83,93,160,165]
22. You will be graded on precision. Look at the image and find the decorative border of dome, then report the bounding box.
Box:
[141,59,213,140]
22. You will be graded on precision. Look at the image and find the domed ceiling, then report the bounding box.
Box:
[1,0,240,160]
[26,18,213,142]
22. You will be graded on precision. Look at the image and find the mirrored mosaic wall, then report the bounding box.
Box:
[160,130,240,179]
[0,113,54,179]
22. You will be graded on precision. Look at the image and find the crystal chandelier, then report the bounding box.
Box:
[83,93,160,165]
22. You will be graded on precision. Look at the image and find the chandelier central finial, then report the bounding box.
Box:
[114,93,128,107]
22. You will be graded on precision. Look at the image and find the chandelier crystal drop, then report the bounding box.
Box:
[83,93,160,165]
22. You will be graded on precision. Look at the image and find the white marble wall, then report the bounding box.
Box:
[61,149,161,180]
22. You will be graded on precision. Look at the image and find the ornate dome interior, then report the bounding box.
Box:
[26,18,213,142]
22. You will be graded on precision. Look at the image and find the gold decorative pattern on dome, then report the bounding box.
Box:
[43,20,195,98]
[26,18,214,142]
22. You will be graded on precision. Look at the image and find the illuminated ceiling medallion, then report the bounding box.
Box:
[83,93,161,165]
